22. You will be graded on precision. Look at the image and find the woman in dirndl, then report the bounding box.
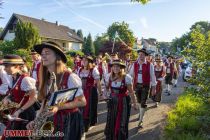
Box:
[26,41,86,140]
[151,58,166,107]
[77,55,102,132]
[105,59,137,140]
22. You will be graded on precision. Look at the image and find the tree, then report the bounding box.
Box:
[107,21,135,47]
[77,29,84,39]
[0,27,3,34]
[82,33,95,55]
[131,0,150,4]
[0,41,15,55]
[14,22,41,51]
[94,34,108,55]
[170,21,210,54]
[0,0,3,19]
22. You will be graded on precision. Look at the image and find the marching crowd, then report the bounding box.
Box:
[0,41,182,140]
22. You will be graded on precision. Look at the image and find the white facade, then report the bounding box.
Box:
[67,42,82,51]
[4,31,15,41]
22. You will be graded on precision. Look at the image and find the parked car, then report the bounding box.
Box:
[180,60,191,69]
[183,63,192,81]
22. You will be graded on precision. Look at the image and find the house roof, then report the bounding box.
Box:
[0,13,83,43]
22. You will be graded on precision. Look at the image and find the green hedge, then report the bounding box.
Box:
[66,50,84,57]
[164,89,210,140]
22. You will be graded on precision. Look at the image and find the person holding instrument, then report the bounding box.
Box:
[26,41,86,140]
[1,54,37,140]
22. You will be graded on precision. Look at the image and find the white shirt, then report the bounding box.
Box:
[155,66,166,81]
[128,60,157,86]
[105,74,133,88]
[67,72,83,97]
[8,76,36,93]
[77,67,100,80]
[0,67,10,95]
[32,60,41,80]
[96,62,108,77]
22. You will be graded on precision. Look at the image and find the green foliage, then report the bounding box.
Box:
[131,50,138,60]
[165,93,210,140]
[66,55,74,69]
[165,22,210,139]
[94,34,108,55]
[82,33,95,55]
[107,21,135,47]
[0,41,15,54]
[14,21,41,51]
[170,21,210,54]
[14,49,32,67]
[76,29,83,39]
[66,50,84,57]
[131,0,150,4]
[183,28,210,94]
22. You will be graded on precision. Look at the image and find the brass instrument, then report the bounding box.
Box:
[176,57,185,63]
[0,100,20,117]
[30,72,57,140]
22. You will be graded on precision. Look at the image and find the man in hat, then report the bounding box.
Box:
[30,49,41,87]
[164,55,177,95]
[1,54,37,140]
[129,48,156,128]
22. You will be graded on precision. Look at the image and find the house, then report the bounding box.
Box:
[0,13,83,51]
[140,38,159,54]
[133,38,143,51]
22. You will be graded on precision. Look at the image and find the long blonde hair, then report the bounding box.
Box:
[38,54,66,101]
[110,66,126,81]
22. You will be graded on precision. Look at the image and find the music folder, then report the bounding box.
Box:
[48,88,78,106]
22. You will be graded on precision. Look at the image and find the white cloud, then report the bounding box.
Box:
[79,2,136,8]
[140,17,149,29]
[52,0,106,30]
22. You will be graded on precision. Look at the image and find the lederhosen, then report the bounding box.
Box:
[79,68,98,132]
[46,71,84,140]
[133,62,150,108]
[151,66,164,102]
[105,77,131,140]
[3,74,36,140]
[165,62,174,85]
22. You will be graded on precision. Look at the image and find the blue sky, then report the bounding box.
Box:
[0,0,210,42]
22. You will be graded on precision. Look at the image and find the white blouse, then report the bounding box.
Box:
[8,76,36,93]
[67,72,83,97]
[0,67,10,95]
[77,67,100,80]
[106,74,133,88]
